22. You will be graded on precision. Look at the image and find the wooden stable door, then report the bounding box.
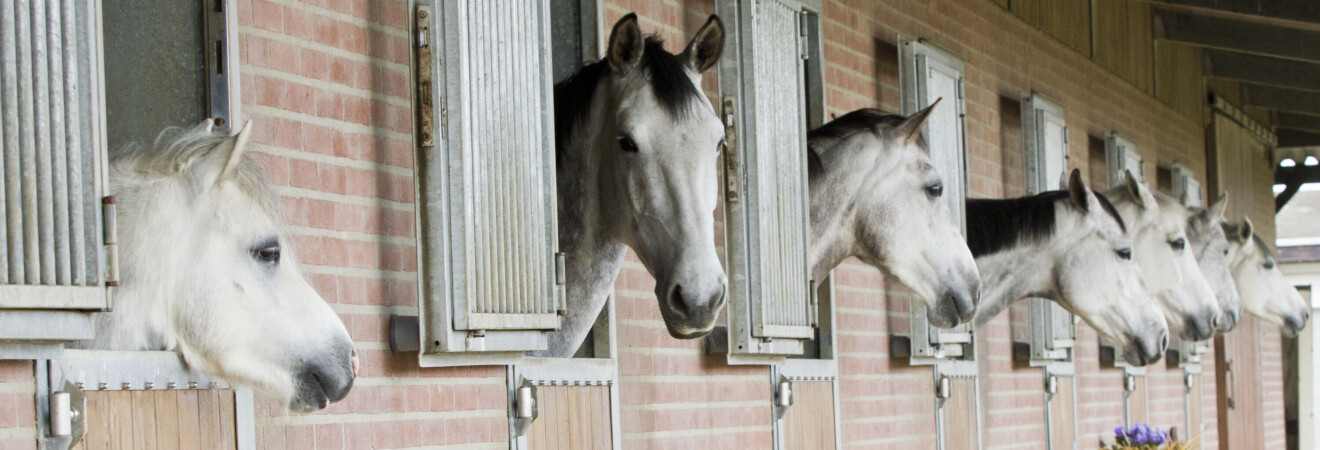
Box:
[781,381,838,449]
[1216,318,1267,449]
[1047,375,1077,450]
[74,389,238,450]
[525,385,612,450]
[1186,374,1206,445]
[1125,375,1149,425]
[940,376,980,450]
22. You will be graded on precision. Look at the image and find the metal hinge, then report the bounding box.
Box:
[722,97,740,202]
[102,196,118,289]
[415,6,436,146]
[554,252,566,314]
[799,12,810,60]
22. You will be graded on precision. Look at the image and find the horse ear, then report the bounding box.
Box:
[896,99,940,145]
[1066,169,1091,213]
[1124,170,1156,210]
[1207,192,1229,221]
[681,15,724,73]
[607,13,645,74]
[1058,169,1071,191]
[1240,217,1254,242]
[214,121,253,186]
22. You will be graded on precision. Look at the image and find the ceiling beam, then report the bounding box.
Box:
[1146,0,1320,25]
[1205,50,1320,92]
[1276,164,1320,211]
[1242,84,1320,116]
[1153,9,1320,62]
[1276,129,1320,148]
[1274,112,1320,133]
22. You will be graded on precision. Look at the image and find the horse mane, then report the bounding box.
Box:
[966,190,1126,257]
[806,108,921,178]
[111,123,280,220]
[554,36,704,159]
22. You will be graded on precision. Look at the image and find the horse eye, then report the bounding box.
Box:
[1264,260,1275,270]
[926,183,943,198]
[1223,249,1229,256]
[254,244,281,265]
[1170,238,1186,251]
[618,136,639,153]
[1117,248,1132,260]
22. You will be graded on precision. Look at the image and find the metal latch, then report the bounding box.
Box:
[721,97,740,202]
[102,196,119,291]
[772,378,795,420]
[511,381,540,437]
[49,381,87,447]
[415,6,436,146]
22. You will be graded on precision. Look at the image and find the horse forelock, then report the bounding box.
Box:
[807,109,920,179]
[112,124,282,224]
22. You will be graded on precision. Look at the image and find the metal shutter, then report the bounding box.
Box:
[1106,133,1143,188]
[1023,94,1076,361]
[718,0,816,360]
[414,1,562,363]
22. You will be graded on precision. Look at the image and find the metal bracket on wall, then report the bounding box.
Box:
[414,6,436,147]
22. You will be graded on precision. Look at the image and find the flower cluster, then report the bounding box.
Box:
[1100,423,1190,450]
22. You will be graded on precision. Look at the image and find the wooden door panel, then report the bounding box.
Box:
[1127,377,1149,424]
[783,381,837,449]
[526,385,612,450]
[1049,375,1077,450]
[942,377,979,450]
[73,389,238,450]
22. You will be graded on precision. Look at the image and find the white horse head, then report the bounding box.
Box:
[807,105,981,328]
[88,121,357,411]
[1184,193,1242,331]
[1107,171,1221,342]
[969,170,1167,366]
[1223,218,1310,335]
[550,13,727,355]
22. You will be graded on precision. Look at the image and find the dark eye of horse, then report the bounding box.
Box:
[618,136,639,153]
[926,183,943,198]
[1117,248,1132,260]
[1170,238,1186,251]
[1264,260,1275,270]
[1224,249,1229,256]
[254,244,281,265]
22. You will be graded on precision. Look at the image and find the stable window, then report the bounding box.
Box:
[897,37,973,362]
[1022,94,1076,363]
[716,0,818,363]
[1106,132,1144,187]
[410,1,563,366]
[0,0,111,359]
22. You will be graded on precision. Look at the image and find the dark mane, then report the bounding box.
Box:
[554,36,703,159]
[806,108,918,178]
[966,190,1126,257]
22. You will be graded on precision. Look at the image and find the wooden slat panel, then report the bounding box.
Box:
[1128,377,1150,424]
[1188,375,1205,444]
[73,389,237,450]
[526,385,612,450]
[1093,0,1155,95]
[1217,318,1267,450]
[1155,41,1205,124]
[783,381,837,450]
[1049,376,1077,450]
[943,377,979,450]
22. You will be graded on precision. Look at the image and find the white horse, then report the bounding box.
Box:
[74,121,357,412]
[546,14,727,356]
[1106,172,1221,342]
[968,170,1168,366]
[807,106,981,328]
[1184,193,1242,331]
[1223,219,1310,335]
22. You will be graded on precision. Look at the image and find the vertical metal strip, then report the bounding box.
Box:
[0,0,19,283]
[0,0,9,284]
[62,0,86,286]
[17,0,40,284]
[31,0,55,285]
[46,0,72,285]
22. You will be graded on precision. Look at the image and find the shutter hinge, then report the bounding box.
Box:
[555,252,566,314]
[799,12,810,60]
[722,97,740,202]
[102,196,119,288]
[415,6,436,146]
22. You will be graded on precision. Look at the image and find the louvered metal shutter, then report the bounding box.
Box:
[1106,133,1143,188]
[1023,95,1076,361]
[415,1,561,362]
[1170,164,1202,207]
[899,38,973,356]
[718,0,816,360]
[0,0,108,358]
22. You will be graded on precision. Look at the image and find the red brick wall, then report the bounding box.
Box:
[0,1,1288,449]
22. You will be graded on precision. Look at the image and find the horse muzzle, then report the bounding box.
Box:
[290,346,358,412]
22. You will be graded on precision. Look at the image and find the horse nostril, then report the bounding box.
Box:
[1160,330,1170,353]
[668,284,691,318]
[1210,313,1221,330]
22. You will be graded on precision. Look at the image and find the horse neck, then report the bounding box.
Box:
[546,90,629,357]
[78,171,188,350]
[971,244,1058,327]
[806,138,884,280]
